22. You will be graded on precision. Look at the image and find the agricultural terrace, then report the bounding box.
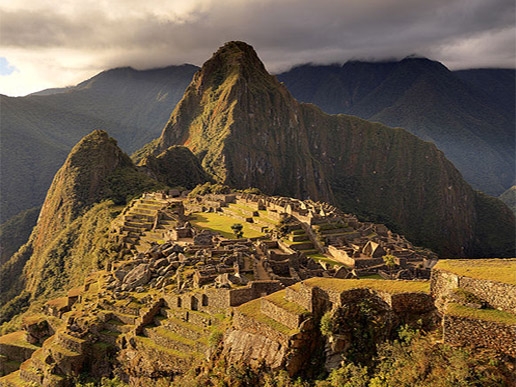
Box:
[434,259,516,285]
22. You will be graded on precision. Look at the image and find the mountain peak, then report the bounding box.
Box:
[197,41,271,91]
[33,130,162,252]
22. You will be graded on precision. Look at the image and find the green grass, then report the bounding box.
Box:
[447,303,516,325]
[435,259,516,285]
[361,274,383,280]
[189,212,264,238]
[303,277,430,294]
[149,326,197,346]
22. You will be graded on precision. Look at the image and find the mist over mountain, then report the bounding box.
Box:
[278,61,515,196]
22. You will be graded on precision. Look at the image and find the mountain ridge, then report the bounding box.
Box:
[278,60,515,196]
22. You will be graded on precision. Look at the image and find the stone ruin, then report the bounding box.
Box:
[0,190,447,386]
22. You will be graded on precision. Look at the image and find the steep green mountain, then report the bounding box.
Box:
[0,65,197,225]
[143,41,514,257]
[278,62,515,196]
[0,130,166,322]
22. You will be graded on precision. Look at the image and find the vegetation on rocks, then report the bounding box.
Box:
[168,330,514,386]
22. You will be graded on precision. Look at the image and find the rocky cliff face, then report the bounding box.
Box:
[146,41,514,257]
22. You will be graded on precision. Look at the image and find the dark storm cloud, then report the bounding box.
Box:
[1,0,514,95]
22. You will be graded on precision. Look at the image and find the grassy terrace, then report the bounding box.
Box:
[0,331,39,350]
[302,278,430,294]
[226,204,279,226]
[265,290,310,316]
[447,303,516,325]
[237,298,296,336]
[435,259,516,285]
[189,212,265,238]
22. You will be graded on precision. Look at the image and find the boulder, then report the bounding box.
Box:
[122,264,151,290]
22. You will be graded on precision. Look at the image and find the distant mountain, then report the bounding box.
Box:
[143,41,514,257]
[278,62,515,196]
[0,65,197,224]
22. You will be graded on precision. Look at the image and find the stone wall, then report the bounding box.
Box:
[459,277,516,315]
[174,280,286,316]
[232,309,291,346]
[387,292,435,314]
[431,268,516,314]
[430,269,459,310]
[443,314,516,357]
[285,284,312,312]
[260,298,304,330]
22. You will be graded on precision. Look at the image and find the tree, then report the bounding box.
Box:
[231,223,244,238]
[382,254,397,278]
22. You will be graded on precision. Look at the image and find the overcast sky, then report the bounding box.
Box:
[1,0,514,96]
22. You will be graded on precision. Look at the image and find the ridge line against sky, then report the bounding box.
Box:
[1,0,515,97]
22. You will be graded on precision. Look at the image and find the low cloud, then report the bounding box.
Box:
[1,0,514,96]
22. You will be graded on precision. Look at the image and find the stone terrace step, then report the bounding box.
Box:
[284,282,312,312]
[98,329,122,346]
[47,343,83,377]
[0,330,40,364]
[125,220,152,228]
[98,299,143,320]
[160,304,219,328]
[18,359,44,386]
[28,347,49,371]
[122,225,147,234]
[126,213,155,222]
[260,290,310,330]
[132,335,203,374]
[141,326,205,354]
[153,314,205,341]
[131,207,158,216]
[234,298,295,338]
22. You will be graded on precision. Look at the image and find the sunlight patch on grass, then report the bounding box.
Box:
[189,212,264,238]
